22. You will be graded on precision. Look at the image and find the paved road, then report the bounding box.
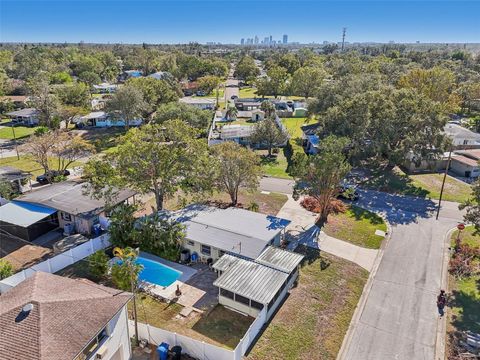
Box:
[224,77,239,103]
[260,177,464,360]
[260,176,294,194]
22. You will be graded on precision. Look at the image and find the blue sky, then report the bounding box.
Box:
[1,1,479,44]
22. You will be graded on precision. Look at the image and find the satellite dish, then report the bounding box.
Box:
[22,303,34,313]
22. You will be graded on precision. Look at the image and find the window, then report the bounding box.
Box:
[220,288,234,300]
[61,212,72,221]
[251,300,264,310]
[77,327,109,360]
[235,294,250,306]
[201,245,211,255]
[464,140,469,145]
[187,240,195,246]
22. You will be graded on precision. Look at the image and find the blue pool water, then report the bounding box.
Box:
[136,256,182,287]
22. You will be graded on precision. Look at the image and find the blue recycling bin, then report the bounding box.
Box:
[157,342,169,360]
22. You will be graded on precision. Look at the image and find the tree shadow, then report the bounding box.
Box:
[449,288,480,333]
[294,244,331,270]
[349,205,385,225]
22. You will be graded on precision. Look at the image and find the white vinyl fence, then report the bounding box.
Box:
[131,306,268,360]
[0,233,110,293]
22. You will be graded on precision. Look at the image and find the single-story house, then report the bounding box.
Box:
[0,166,31,194]
[220,124,254,144]
[0,271,132,360]
[301,122,321,155]
[0,181,136,241]
[179,97,216,110]
[76,111,142,128]
[5,108,39,126]
[163,204,290,262]
[148,71,172,80]
[237,108,265,122]
[234,98,263,111]
[0,95,29,109]
[445,123,480,149]
[119,69,143,81]
[449,149,480,178]
[213,246,304,317]
[93,83,118,93]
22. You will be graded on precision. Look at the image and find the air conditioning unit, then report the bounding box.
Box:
[95,345,108,359]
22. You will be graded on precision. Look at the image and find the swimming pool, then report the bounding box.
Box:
[136,256,182,287]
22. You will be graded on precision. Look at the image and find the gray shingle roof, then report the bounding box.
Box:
[0,272,131,360]
[256,246,304,273]
[444,123,480,141]
[213,257,288,304]
[16,181,136,216]
[6,108,38,118]
[0,166,31,182]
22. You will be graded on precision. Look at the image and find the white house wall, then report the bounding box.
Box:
[93,306,131,360]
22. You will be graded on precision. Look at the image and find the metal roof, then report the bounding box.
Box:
[16,181,136,216]
[213,257,288,304]
[0,201,56,227]
[212,253,241,272]
[179,97,215,105]
[6,108,38,118]
[220,125,253,139]
[0,166,31,182]
[256,247,304,273]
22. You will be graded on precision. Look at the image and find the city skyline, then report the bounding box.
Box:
[1,1,479,44]
[240,34,289,45]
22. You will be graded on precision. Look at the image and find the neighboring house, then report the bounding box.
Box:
[0,271,132,360]
[0,95,29,109]
[179,97,216,110]
[234,98,263,111]
[444,123,480,149]
[163,204,290,261]
[450,149,480,178]
[93,83,118,93]
[76,111,142,128]
[0,166,31,193]
[119,69,143,81]
[301,122,321,155]
[148,71,172,80]
[0,181,136,241]
[5,108,39,126]
[213,247,303,318]
[91,97,107,110]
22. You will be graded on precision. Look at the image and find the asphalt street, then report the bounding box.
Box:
[259,177,464,360]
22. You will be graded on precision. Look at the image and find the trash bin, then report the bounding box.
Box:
[157,342,169,360]
[170,345,182,360]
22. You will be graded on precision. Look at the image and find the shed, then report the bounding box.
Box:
[293,107,307,117]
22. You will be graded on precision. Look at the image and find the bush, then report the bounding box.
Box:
[88,250,109,280]
[449,243,480,279]
[300,196,347,214]
[0,259,13,280]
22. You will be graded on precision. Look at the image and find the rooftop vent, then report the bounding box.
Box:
[15,303,34,323]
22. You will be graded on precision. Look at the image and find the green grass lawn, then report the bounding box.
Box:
[0,125,35,140]
[0,155,82,177]
[360,167,472,203]
[447,226,480,357]
[248,246,368,360]
[324,205,387,249]
[259,150,292,179]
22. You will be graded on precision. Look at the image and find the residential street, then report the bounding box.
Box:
[224,77,239,103]
[260,177,465,360]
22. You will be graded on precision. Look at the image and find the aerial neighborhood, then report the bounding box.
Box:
[0,2,480,360]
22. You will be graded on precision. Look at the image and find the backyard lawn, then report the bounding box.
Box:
[360,167,472,203]
[0,155,83,177]
[247,246,369,360]
[446,226,480,358]
[132,295,254,349]
[0,125,35,140]
[323,205,387,249]
[239,87,265,98]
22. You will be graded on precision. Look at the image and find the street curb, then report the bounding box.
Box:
[336,211,393,360]
[434,226,457,360]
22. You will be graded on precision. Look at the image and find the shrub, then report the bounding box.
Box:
[449,243,480,279]
[300,196,347,214]
[0,259,13,280]
[88,250,109,280]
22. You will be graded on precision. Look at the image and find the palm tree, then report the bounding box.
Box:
[225,106,238,121]
[260,100,276,118]
[113,247,142,345]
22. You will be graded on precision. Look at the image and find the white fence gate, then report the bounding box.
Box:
[0,233,110,293]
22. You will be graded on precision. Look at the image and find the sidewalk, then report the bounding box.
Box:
[277,195,379,272]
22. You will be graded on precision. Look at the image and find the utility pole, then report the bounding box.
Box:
[436,145,453,220]
[11,126,19,160]
[341,27,347,52]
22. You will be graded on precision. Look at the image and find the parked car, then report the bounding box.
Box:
[196,90,206,96]
[338,184,359,201]
[36,170,70,185]
[182,89,193,96]
[230,95,238,100]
